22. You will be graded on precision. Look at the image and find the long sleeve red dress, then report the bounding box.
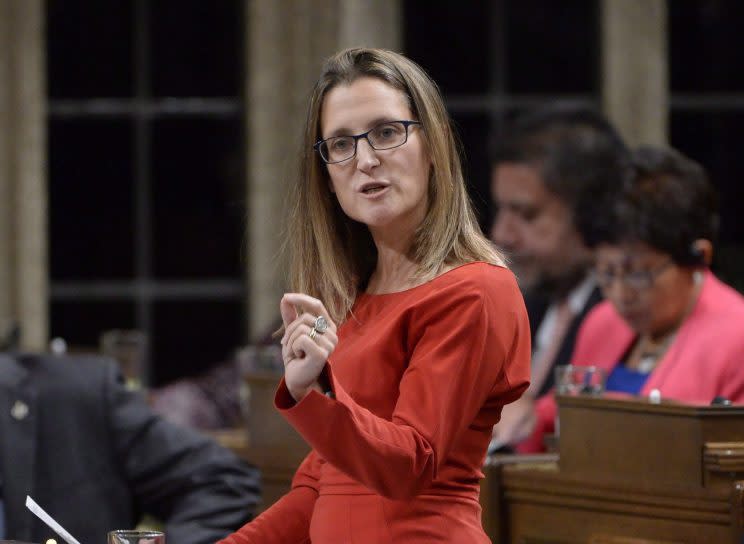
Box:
[220,262,531,543]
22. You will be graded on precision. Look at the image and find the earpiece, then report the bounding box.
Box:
[689,243,704,264]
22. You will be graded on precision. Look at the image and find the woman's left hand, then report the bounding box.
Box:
[280,293,338,402]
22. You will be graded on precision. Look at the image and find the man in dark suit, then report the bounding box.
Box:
[0,352,260,543]
[489,104,630,452]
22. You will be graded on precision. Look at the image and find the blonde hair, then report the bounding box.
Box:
[285,48,504,323]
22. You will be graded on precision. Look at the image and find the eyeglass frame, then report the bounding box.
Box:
[595,258,675,291]
[313,120,422,164]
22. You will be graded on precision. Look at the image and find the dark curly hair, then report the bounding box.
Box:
[490,103,632,246]
[597,145,720,265]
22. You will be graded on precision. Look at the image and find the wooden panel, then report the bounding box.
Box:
[704,442,744,489]
[244,371,310,458]
[558,396,744,490]
[501,465,731,524]
[241,371,310,512]
[484,397,744,544]
[508,500,731,543]
[589,536,683,544]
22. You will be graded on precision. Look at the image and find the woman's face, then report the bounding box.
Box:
[319,77,431,241]
[594,242,696,337]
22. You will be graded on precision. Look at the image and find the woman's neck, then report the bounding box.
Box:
[648,270,703,342]
[366,244,419,294]
[628,270,704,372]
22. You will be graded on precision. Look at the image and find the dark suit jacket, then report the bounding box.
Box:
[0,352,260,544]
[524,286,603,397]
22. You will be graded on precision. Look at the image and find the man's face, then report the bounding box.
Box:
[490,162,591,295]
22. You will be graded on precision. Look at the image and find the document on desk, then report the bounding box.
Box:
[25,496,81,544]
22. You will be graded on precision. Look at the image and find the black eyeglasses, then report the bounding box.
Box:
[595,259,674,291]
[314,120,421,164]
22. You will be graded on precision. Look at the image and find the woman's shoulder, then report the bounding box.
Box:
[421,262,522,308]
[432,261,516,290]
[682,273,744,340]
[584,299,623,324]
[355,262,521,314]
[571,301,634,367]
[578,300,632,340]
[697,272,744,317]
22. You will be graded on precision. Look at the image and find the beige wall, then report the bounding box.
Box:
[0,0,47,351]
[601,0,668,146]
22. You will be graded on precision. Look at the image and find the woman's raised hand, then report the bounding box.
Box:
[280,293,339,402]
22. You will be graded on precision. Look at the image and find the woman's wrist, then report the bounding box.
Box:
[288,381,323,403]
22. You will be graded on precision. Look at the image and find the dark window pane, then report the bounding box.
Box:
[151,300,244,385]
[452,113,491,233]
[46,0,133,98]
[506,0,598,94]
[670,111,744,292]
[150,118,244,278]
[150,0,243,97]
[403,2,491,94]
[50,301,135,351]
[670,0,744,92]
[49,119,134,280]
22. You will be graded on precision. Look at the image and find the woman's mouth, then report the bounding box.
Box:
[619,309,647,326]
[359,182,389,195]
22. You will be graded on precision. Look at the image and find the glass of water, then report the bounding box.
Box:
[555,365,606,396]
[108,530,165,544]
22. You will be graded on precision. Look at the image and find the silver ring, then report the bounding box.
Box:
[313,315,328,334]
[308,328,318,341]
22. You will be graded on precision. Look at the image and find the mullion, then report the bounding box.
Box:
[133,0,153,385]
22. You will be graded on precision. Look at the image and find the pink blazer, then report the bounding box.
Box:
[521,271,744,453]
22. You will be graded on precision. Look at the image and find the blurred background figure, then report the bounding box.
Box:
[0,351,260,544]
[149,341,283,431]
[488,104,630,451]
[149,322,283,431]
[528,145,744,451]
[149,356,245,430]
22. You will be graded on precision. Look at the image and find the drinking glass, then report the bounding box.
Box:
[553,365,607,439]
[107,530,165,544]
[100,329,148,388]
[555,365,607,396]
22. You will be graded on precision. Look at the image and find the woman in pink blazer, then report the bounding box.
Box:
[521,145,744,453]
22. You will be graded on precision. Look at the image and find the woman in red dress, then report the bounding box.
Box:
[220,47,530,543]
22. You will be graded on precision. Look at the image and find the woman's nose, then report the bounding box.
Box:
[491,213,519,250]
[604,279,639,305]
[355,138,380,170]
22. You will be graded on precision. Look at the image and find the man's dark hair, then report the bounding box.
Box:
[598,145,719,265]
[491,103,631,246]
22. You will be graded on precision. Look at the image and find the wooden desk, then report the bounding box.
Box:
[483,395,744,543]
[240,371,310,511]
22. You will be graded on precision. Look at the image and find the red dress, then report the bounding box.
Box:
[220,262,531,543]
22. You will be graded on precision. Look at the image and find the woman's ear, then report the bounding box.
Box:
[691,238,713,266]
